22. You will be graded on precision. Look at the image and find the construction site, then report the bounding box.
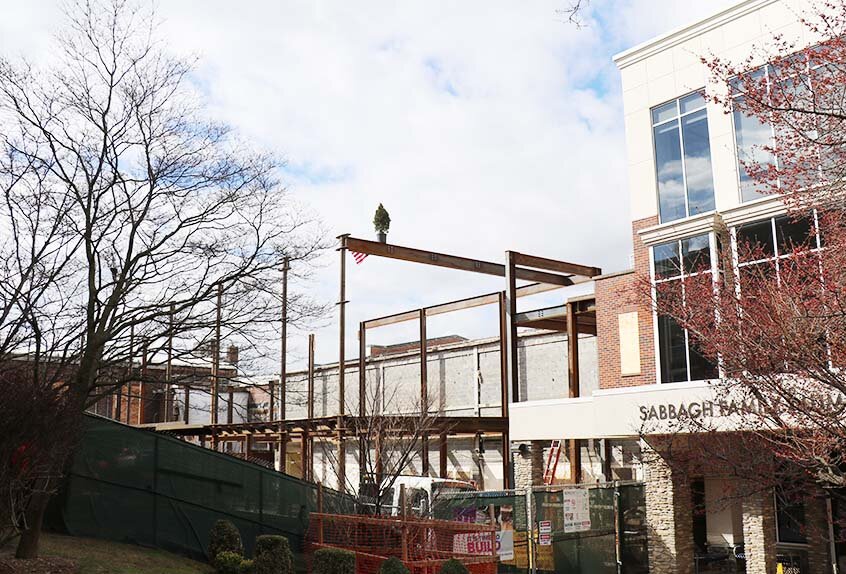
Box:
[95,234,610,491]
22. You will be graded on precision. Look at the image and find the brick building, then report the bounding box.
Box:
[511,0,839,572]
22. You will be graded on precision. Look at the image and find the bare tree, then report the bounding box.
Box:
[0,0,326,558]
[316,373,449,515]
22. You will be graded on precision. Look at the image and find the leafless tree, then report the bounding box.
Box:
[0,0,327,558]
[316,374,449,515]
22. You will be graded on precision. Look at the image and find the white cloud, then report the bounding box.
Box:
[0,0,734,369]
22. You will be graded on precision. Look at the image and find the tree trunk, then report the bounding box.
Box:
[15,486,50,559]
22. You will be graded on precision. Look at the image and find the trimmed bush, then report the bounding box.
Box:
[439,559,469,574]
[208,520,244,565]
[253,535,294,574]
[313,547,355,574]
[240,559,255,574]
[379,557,410,574]
[215,551,246,574]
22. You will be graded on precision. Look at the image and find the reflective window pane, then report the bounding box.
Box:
[736,220,775,262]
[680,91,706,114]
[652,101,678,125]
[654,121,686,222]
[733,97,776,202]
[681,109,716,215]
[775,215,813,253]
[688,337,718,382]
[658,312,688,383]
[682,233,711,274]
[654,241,681,279]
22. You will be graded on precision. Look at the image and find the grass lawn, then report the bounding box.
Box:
[2,533,214,574]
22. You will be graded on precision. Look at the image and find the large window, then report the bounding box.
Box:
[732,67,778,202]
[652,91,716,223]
[652,233,719,383]
[734,212,822,291]
[732,52,828,203]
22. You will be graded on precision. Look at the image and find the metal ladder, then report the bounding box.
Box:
[542,439,562,485]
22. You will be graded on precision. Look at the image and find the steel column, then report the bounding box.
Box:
[504,251,519,403]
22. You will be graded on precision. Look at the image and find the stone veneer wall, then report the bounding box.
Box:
[742,488,777,574]
[805,496,832,574]
[512,440,545,490]
[643,441,695,574]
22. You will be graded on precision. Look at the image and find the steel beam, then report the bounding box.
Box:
[364,283,565,330]
[513,252,601,278]
[342,237,573,285]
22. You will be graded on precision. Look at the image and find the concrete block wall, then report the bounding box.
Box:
[271,332,599,420]
[309,435,505,492]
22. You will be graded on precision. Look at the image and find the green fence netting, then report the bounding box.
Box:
[433,489,530,574]
[531,483,648,574]
[50,414,354,570]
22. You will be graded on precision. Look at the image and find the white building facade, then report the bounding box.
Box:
[510,1,838,572]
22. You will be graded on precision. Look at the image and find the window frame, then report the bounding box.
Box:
[732,211,823,293]
[651,89,716,224]
[730,51,827,204]
[650,231,721,384]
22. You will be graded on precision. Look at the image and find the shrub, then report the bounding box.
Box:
[208,519,243,565]
[379,557,410,574]
[312,547,355,574]
[439,559,469,574]
[240,559,255,574]
[215,551,246,574]
[253,535,293,574]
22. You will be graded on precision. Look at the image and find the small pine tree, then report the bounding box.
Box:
[439,559,469,574]
[373,204,391,234]
[313,547,356,574]
[214,551,246,574]
[253,535,293,574]
[379,557,410,574]
[208,520,243,566]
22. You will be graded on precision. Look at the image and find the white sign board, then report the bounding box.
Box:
[562,489,591,533]
[453,531,514,561]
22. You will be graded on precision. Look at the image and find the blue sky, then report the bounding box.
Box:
[0,0,736,370]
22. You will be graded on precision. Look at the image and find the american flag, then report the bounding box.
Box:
[351,251,368,264]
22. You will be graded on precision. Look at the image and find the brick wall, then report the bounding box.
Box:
[596,216,658,389]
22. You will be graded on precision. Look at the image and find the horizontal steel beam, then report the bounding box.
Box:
[343,237,574,286]
[364,282,567,330]
[513,252,601,278]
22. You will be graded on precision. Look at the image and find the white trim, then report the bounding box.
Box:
[638,195,788,246]
[613,0,780,69]
[640,212,721,246]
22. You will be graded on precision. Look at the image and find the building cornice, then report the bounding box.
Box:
[613,0,780,70]
[638,195,787,246]
[638,212,722,246]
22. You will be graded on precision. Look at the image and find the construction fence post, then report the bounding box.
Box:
[614,481,622,574]
[400,484,408,562]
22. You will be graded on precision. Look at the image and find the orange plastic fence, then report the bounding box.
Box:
[306,513,499,574]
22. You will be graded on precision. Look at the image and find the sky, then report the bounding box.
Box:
[0,0,736,371]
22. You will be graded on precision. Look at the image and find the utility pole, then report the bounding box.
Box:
[165,303,174,423]
[211,284,222,426]
[276,257,289,472]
